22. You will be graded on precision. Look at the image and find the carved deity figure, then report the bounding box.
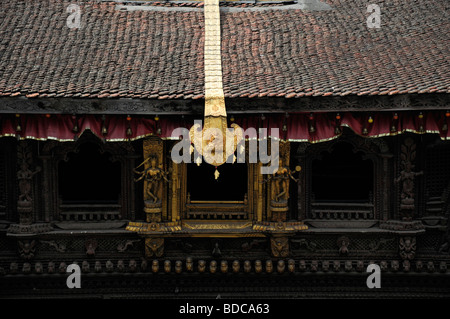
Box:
[209,260,217,274]
[287,259,295,273]
[395,138,423,217]
[265,260,273,273]
[270,236,289,258]
[17,162,41,203]
[129,260,137,273]
[145,238,164,258]
[105,260,114,272]
[277,260,285,274]
[134,156,169,203]
[82,261,90,273]
[151,260,159,273]
[198,260,206,273]
[399,237,416,260]
[311,260,319,272]
[269,159,300,202]
[95,261,102,273]
[255,260,262,273]
[395,162,423,207]
[48,261,55,274]
[220,260,228,273]
[232,260,240,273]
[18,240,36,260]
[163,260,171,273]
[243,260,251,273]
[175,260,182,274]
[186,257,194,272]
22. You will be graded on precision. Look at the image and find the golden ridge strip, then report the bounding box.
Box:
[203,0,226,118]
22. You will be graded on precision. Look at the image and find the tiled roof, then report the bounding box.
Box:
[0,0,448,100]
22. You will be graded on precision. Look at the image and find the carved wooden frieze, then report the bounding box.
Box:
[1,94,448,114]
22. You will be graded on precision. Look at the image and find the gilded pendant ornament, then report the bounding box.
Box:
[189,0,243,179]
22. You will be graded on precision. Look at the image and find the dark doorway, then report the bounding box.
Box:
[187,162,247,201]
[58,142,121,204]
[312,142,373,202]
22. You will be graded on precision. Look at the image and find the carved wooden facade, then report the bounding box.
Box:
[0,0,449,299]
[0,126,449,298]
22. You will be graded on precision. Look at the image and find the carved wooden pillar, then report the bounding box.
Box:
[40,154,52,222]
[380,136,424,231]
[396,137,423,221]
[170,159,181,222]
[380,152,393,221]
[16,141,40,225]
[39,141,59,222]
[123,152,137,221]
[8,140,52,236]
[256,161,264,222]
[268,141,299,222]
[295,143,308,221]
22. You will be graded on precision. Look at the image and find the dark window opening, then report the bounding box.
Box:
[187,162,247,201]
[425,143,450,198]
[312,142,373,202]
[0,144,6,218]
[58,142,121,204]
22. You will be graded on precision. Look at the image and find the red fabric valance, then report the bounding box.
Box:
[1,111,449,142]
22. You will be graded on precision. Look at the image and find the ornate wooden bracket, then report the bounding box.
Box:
[337,236,350,256]
[18,240,36,260]
[270,236,290,258]
[145,237,164,258]
[399,236,416,260]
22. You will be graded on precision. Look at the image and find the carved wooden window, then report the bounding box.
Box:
[310,141,375,220]
[297,132,388,226]
[312,142,374,203]
[58,142,122,220]
[39,132,137,223]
